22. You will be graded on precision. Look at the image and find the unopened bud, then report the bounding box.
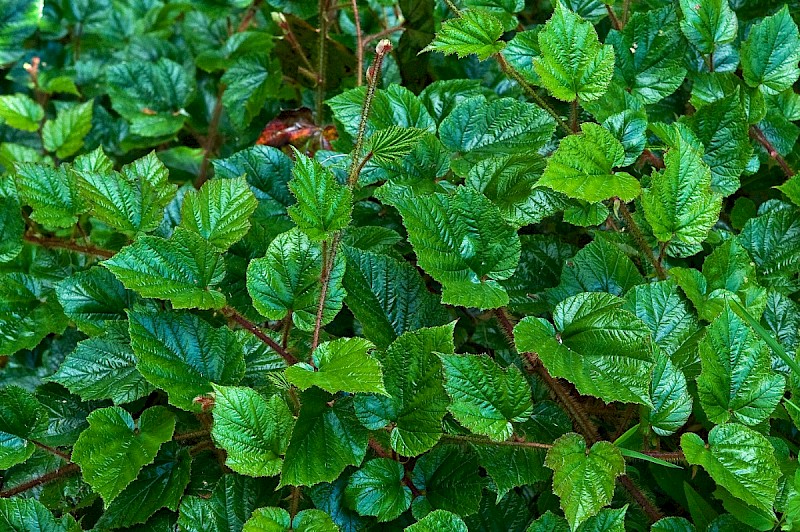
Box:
[376,39,393,55]
[272,12,288,30]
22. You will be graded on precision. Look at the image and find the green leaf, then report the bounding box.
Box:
[740,6,800,94]
[377,185,520,309]
[107,59,194,137]
[211,385,294,477]
[641,124,722,258]
[440,354,532,441]
[42,101,93,159]
[288,151,352,240]
[281,390,368,487]
[76,151,177,235]
[515,292,653,405]
[646,346,693,436]
[104,228,226,309]
[129,308,246,412]
[651,517,696,532]
[533,2,615,102]
[0,386,46,469]
[95,442,191,529]
[0,93,43,131]
[0,0,44,65]
[679,0,737,55]
[342,245,449,348]
[406,510,467,532]
[365,126,428,165]
[544,433,625,530]
[286,337,387,395]
[0,181,23,263]
[345,458,412,522]
[528,511,570,532]
[438,96,555,173]
[221,54,279,129]
[354,323,455,456]
[697,305,785,425]
[0,271,69,354]
[422,9,505,61]
[178,474,276,532]
[471,442,549,501]
[410,445,484,518]
[55,266,137,336]
[243,507,339,532]
[739,202,800,293]
[49,324,153,405]
[0,498,76,532]
[537,123,640,203]
[577,507,628,532]
[180,176,257,250]
[681,423,780,514]
[15,163,84,228]
[247,228,345,331]
[72,406,175,505]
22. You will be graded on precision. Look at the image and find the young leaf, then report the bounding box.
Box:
[180,176,258,250]
[647,346,693,436]
[128,309,246,412]
[285,337,387,395]
[440,354,533,441]
[0,93,43,131]
[533,2,614,102]
[76,151,177,235]
[544,433,625,530]
[104,228,226,309]
[0,386,47,469]
[407,509,468,532]
[515,292,653,405]
[641,125,722,258]
[247,228,346,331]
[422,9,505,61]
[682,423,780,514]
[71,406,176,505]
[697,305,785,426]
[353,323,455,456]
[364,126,427,165]
[377,185,520,309]
[678,0,738,55]
[41,100,93,159]
[344,458,412,522]
[740,6,800,94]
[537,123,640,203]
[243,507,338,532]
[210,385,294,477]
[287,151,351,240]
[14,163,84,228]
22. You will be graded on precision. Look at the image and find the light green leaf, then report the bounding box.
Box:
[741,6,800,94]
[0,0,44,65]
[286,337,386,395]
[739,202,800,293]
[72,406,175,505]
[697,305,785,425]
[406,510,467,532]
[0,93,43,131]
[221,54,279,129]
[646,346,692,436]
[354,323,455,457]
[76,151,177,235]
[577,507,627,532]
[104,228,226,309]
[422,9,505,61]
[0,386,46,469]
[42,101,93,159]
[247,228,345,331]
[0,498,75,532]
[544,433,625,530]
[178,474,275,532]
[0,181,23,263]
[365,126,428,165]
[49,324,153,405]
[515,292,653,405]
[528,511,569,532]
[533,2,615,102]
[288,151,351,240]
[281,390,368,487]
[681,423,780,514]
[641,124,722,258]
[377,185,520,309]
[651,517,696,532]
[211,385,293,477]
[129,308,246,412]
[679,0,737,55]
[180,176,257,250]
[243,507,339,532]
[15,163,84,228]
[345,458,412,522]
[440,354,532,441]
[537,123,640,203]
[410,445,484,518]
[55,266,137,336]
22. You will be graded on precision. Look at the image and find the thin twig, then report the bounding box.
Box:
[606,4,622,30]
[616,201,667,280]
[316,0,330,124]
[24,234,114,259]
[351,0,364,86]
[363,25,404,46]
[289,486,303,519]
[311,237,336,353]
[441,433,552,449]
[236,0,263,32]
[0,464,80,498]
[173,429,211,441]
[195,84,226,188]
[750,125,795,178]
[222,306,298,365]
[33,441,71,461]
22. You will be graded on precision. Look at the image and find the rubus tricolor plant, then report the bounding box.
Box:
[0,0,799,530]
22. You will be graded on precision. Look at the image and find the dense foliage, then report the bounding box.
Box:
[0,0,799,530]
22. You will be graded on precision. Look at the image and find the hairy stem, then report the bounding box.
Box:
[616,200,667,280]
[0,464,80,498]
[33,441,71,461]
[570,98,579,133]
[311,239,333,353]
[237,0,263,32]
[363,25,404,46]
[24,234,114,259]
[222,306,298,365]
[750,125,795,178]
[195,84,226,188]
[173,429,211,441]
[289,486,303,519]
[315,0,330,124]
[606,4,622,30]
[440,433,552,449]
[619,474,663,522]
[352,0,364,86]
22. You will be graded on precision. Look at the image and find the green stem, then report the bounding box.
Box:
[616,200,667,280]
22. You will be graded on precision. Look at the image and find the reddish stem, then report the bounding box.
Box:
[24,234,114,259]
[222,306,298,365]
[0,464,80,498]
[750,125,795,178]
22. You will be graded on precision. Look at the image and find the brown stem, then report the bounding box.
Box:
[281,312,293,349]
[351,0,364,86]
[619,474,663,522]
[0,464,80,498]
[641,450,686,462]
[195,84,226,188]
[24,234,114,259]
[402,474,424,498]
[570,99,579,133]
[289,486,303,519]
[315,0,330,124]
[638,149,665,169]
[440,434,552,449]
[236,0,263,32]
[616,201,667,280]
[311,238,334,352]
[606,4,622,30]
[173,429,210,441]
[33,441,71,461]
[222,306,298,365]
[750,125,795,178]
[368,437,391,457]
[363,25,404,46]
[188,439,216,456]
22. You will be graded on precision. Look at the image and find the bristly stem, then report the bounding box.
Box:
[619,475,663,522]
[289,486,303,519]
[750,125,795,178]
[195,83,226,188]
[24,234,114,259]
[351,0,364,86]
[173,429,210,441]
[222,306,298,365]
[615,200,667,280]
[311,238,333,353]
[0,463,80,498]
[315,0,330,124]
[441,433,552,449]
[606,4,622,30]
[33,441,71,461]
[570,98,579,133]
